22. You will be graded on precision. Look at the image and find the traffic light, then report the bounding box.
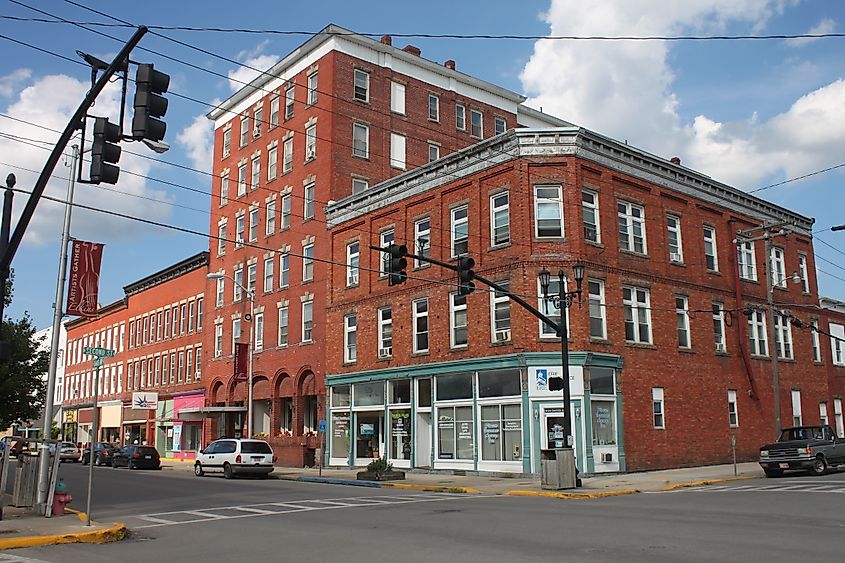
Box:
[90,117,121,184]
[548,377,565,391]
[132,63,170,142]
[387,243,408,286]
[456,255,475,295]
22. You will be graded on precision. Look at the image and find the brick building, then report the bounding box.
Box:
[323,128,845,474]
[204,24,565,466]
[62,252,207,460]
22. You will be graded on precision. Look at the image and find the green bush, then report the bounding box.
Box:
[366,457,393,476]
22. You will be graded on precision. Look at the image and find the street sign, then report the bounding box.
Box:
[318,419,326,433]
[92,357,104,368]
[83,346,115,358]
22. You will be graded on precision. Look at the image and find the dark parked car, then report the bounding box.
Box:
[80,442,118,465]
[111,445,161,470]
[759,425,845,477]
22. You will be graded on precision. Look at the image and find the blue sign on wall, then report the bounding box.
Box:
[318,419,326,433]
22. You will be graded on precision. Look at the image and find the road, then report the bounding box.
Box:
[4,463,845,562]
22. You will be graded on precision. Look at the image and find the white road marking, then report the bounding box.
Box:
[648,480,845,494]
[0,555,55,563]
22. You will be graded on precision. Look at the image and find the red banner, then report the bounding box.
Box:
[233,342,248,381]
[66,240,104,317]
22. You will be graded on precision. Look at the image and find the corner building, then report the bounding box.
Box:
[324,128,845,474]
[204,24,565,466]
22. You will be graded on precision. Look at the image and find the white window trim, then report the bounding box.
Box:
[344,314,357,363]
[770,247,787,288]
[728,390,739,428]
[582,189,600,244]
[652,387,665,429]
[451,205,469,258]
[490,191,510,247]
[534,185,564,239]
[490,282,511,343]
[748,310,768,356]
[623,286,652,344]
[588,279,607,340]
[378,307,393,358]
[667,215,684,263]
[713,302,727,353]
[390,132,406,170]
[737,241,757,281]
[704,226,719,272]
[414,217,431,268]
[346,241,360,287]
[774,313,793,359]
[676,295,691,349]
[449,293,468,349]
[412,298,429,354]
[618,201,647,254]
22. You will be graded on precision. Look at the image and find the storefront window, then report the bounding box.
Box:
[478,369,520,397]
[184,424,202,451]
[389,409,411,460]
[355,413,382,459]
[331,412,350,458]
[437,405,473,460]
[353,381,384,407]
[589,367,615,395]
[591,400,616,445]
[417,378,432,408]
[436,373,472,401]
[390,380,411,404]
[480,404,522,461]
[332,385,351,407]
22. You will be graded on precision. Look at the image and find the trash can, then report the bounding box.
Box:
[541,448,577,490]
[12,453,38,507]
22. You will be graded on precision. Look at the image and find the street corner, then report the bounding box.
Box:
[504,488,640,500]
[657,476,757,491]
[0,513,128,551]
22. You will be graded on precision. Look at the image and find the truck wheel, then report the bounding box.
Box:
[763,469,783,478]
[811,456,828,476]
[223,463,233,479]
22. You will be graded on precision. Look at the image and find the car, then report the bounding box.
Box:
[59,442,80,463]
[80,442,118,465]
[111,445,161,470]
[194,438,275,479]
[759,425,845,477]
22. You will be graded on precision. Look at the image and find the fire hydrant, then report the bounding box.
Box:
[52,478,72,516]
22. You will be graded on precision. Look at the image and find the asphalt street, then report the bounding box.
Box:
[5,463,845,562]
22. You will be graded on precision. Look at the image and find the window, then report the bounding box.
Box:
[214,278,225,309]
[703,226,718,271]
[253,108,262,138]
[194,347,202,382]
[280,194,291,230]
[728,390,738,427]
[829,323,844,366]
[279,253,290,287]
[820,402,828,426]
[178,351,185,384]
[157,311,163,339]
[142,316,148,344]
[248,208,259,242]
[220,173,229,206]
[494,116,507,135]
[652,388,665,429]
[277,305,288,347]
[450,293,468,348]
[490,192,510,246]
[346,241,360,286]
[235,214,245,248]
[179,303,187,335]
[413,298,429,353]
[534,185,564,238]
[197,298,203,331]
[618,201,646,254]
[302,300,313,342]
[623,286,652,344]
[748,310,768,356]
[254,312,264,352]
[798,254,810,293]
[390,133,406,169]
[302,244,314,282]
[538,277,566,338]
[676,296,691,348]
[428,94,439,121]
[217,224,226,255]
[390,81,405,114]
[352,178,368,194]
[490,281,511,343]
[811,320,821,362]
[222,128,231,158]
[428,144,440,162]
[284,85,295,120]
[792,389,803,426]
[451,205,469,257]
[713,302,726,353]
[352,123,369,158]
[214,323,223,357]
[344,314,357,363]
[667,215,683,263]
[770,247,786,288]
[774,313,793,359]
[232,318,241,355]
[267,146,277,181]
[307,72,318,104]
[269,96,279,128]
[470,109,483,138]
[263,257,274,293]
[188,300,196,333]
[414,217,431,267]
[353,69,369,102]
[304,182,315,219]
[378,307,392,358]
[154,356,161,386]
[305,124,316,160]
[737,241,757,281]
[379,230,394,276]
[582,190,600,243]
[836,399,844,438]
[283,137,293,174]
[233,267,244,302]
[240,116,249,147]
[588,279,607,339]
[237,163,247,196]
[248,265,256,301]
[266,198,276,235]
[453,103,466,130]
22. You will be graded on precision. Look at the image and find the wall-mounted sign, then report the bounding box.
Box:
[528,366,584,398]
[132,392,158,410]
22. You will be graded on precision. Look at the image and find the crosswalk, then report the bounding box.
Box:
[648,479,845,495]
[0,554,53,563]
[124,492,482,529]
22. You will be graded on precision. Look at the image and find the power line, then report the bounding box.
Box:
[748,162,845,194]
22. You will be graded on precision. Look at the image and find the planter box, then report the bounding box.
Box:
[356,470,406,482]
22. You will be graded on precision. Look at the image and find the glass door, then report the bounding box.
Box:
[354,412,383,462]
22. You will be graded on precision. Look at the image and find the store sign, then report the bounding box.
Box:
[528,366,584,398]
[132,392,158,410]
[66,240,104,317]
[233,343,248,381]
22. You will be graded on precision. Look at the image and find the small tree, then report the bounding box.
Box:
[366,457,394,480]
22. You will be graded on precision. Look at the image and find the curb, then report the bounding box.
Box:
[0,509,126,551]
[657,475,756,491]
[281,475,383,488]
[505,488,640,500]
[382,483,480,494]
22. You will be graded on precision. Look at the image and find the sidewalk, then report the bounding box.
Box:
[0,461,763,550]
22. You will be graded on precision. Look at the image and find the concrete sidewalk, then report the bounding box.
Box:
[0,505,126,551]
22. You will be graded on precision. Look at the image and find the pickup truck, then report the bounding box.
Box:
[759,425,845,477]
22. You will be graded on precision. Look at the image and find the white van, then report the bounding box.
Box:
[194,439,275,479]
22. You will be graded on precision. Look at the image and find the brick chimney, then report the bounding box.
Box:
[380,35,392,46]
[444,60,456,70]
[670,156,681,165]
[402,44,421,56]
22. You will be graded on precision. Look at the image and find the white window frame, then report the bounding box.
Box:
[618,201,647,254]
[770,246,786,288]
[798,254,810,293]
[378,307,393,359]
[428,144,440,163]
[353,69,369,102]
[792,389,803,426]
[428,93,440,121]
[470,108,483,138]
[588,279,607,340]
[215,278,224,308]
[284,85,295,120]
[390,132,406,170]
[774,312,793,359]
[652,388,665,429]
[248,208,259,242]
[346,241,360,287]
[253,107,262,138]
[304,182,315,219]
[451,205,469,258]
[246,263,257,295]
[538,277,567,339]
[344,314,357,363]
[667,214,684,263]
[414,217,431,268]
[352,123,369,158]
[232,318,241,356]
[269,96,279,128]
[263,257,274,293]
[830,323,845,366]
[713,302,727,353]
[737,241,757,281]
[302,244,314,282]
[455,103,466,130]
[307,72,318,105]
[703,226,718,271]
[237,163,247,197]
[352,178,368,194]
[254,312,264,352]
[267,146,278,181]
[623,286,652,344]
[748,310,768,356]
[379,230,394,276]
[582,189,600,244]
[490,191,510,247]
[534,185,564,238]
[266,198,276,235]
[305,125,316,160]
[728,390,739,427]
[239,116,249,147]
[279,253,290,288]
[450,293,468,349]
[220,173,229,206]
[277,304,289,347]
[676,295,691,349]
[283,137,293,174]
[490,281,511,343]
[494,116,506,135]
[235,215,245,248]
[413,298,429,354]
[811,320,821,362]
[222,128,231,158]
[280,194,291,230]
[214,322,223,358]
[217,223,226,255]
[390,81,405,114]
[302,300,314,343]
[820,402,829,426]
[835,398,844,438]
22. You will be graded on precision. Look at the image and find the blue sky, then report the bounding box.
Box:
[1,0,843,329]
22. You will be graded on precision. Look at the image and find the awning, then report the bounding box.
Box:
[177,406,247,421]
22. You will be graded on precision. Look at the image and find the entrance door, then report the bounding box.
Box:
[415,412,431,467]
[355,413,384,462]
[543,407,569,449]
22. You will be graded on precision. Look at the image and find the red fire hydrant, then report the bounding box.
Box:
[52,478,72,516]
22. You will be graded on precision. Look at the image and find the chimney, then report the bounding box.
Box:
[444,60,456,70]
[670,156,681,165]
[402,44,421,56]
[380,35,392,46]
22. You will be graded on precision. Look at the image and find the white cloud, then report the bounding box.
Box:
[177,112,214,173]
[228,54,277,93]
[521,0,844,190]
[0,73,174,247]
[0,68,32,97]
[786,17,836,47]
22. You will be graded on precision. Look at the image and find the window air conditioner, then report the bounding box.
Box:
[306,146,316,159]
[495,329,511,342]
[670,252,682,263]
[715,342,726,353]
[600,452,613,463]
[378,347,392,359]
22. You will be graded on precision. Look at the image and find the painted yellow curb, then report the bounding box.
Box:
[506,488,640,499]
[658,475,756,491]
[382,482,481,494]
[0,509,127,551]
[160,457,193,464]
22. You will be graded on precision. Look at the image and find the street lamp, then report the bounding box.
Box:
[207,272,255,439]
[538,261,585,454]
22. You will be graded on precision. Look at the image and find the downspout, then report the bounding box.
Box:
[729,218,757,399]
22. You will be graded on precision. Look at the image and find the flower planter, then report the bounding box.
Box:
[356,470,406,482]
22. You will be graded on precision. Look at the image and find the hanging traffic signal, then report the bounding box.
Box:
[90,117,121,185]
[548,377,565,391]
[387,243,408,286]
[132,63,170,142]
[457,255,475,295]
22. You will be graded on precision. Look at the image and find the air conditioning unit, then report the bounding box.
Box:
[253,127,261,139]
[715,342,726,353]
[378,347,392,359]
[670,252,682,262]
[306,146,316,159]
[495,329,511,342]
[600,452,613,463]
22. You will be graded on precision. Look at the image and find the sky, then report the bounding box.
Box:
[0,0,843,330]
